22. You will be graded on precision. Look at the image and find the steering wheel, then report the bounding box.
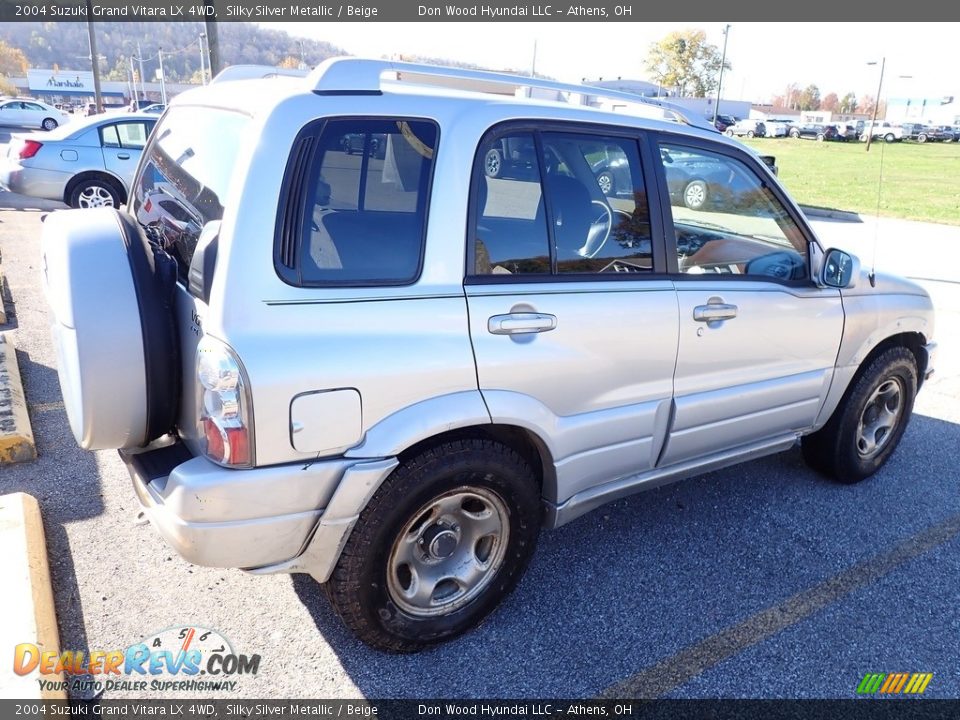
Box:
[578,199,613,258]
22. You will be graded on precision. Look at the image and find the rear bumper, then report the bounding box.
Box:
[120,441,396,578]
[0,161,69,201]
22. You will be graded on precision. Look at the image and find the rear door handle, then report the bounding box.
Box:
[693,303,738,322]
[488,313,557,335]
[117,152,131,160]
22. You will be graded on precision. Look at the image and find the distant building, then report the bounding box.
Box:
[585,78,751,122]
[885,96,959,125]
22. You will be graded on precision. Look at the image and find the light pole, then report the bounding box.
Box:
[712,24,731,127]
[199,33,208,85]
[865,57,885,152]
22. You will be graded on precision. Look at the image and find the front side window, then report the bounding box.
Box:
[659,143,808,282]
[289,118,437,285]
[471,130,654,276]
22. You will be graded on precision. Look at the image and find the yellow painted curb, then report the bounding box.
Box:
[0,333,36,463]
[0,493,65,699]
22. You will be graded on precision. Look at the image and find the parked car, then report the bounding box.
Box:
[0,98,68,130]
[341,131,386,157]
[831,123,859,141]
[938,125,960,142]
[762,120,789,138]
[788,123,837,141]
[724,119,766,138]
[900,123,952,143]
[0,112,157,208]
[40,58,937,652]
[712,114,737,132]
[861,121,903,143]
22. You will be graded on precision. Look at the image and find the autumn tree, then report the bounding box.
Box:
[278,55,302,69]
[645,30,729,98]
[821,92,839,112]
[0,40,27,76]
[798,84,821,111]
[839,92,857,114]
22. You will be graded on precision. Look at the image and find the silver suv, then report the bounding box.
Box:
[41,59,937,652]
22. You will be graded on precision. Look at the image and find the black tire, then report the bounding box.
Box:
[41,117,58,131]
[68,175,123,209]
[326,438,541,652]
[917,134,927,143]
[484,148,504,178]
[789,129,800,139]
[369,138,380,157]
[802,347,918,483]
[746,130,755,138]
[724,129,734,137]
[816,133,825,142]
[884,133,896,143]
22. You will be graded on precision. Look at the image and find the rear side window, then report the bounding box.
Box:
[278,118,438,286]
[132,107,250,282]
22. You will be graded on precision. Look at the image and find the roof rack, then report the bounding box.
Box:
[307,57,718,133]
[211,65,310,84]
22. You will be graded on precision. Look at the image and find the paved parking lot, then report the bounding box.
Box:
[2,199,959,699]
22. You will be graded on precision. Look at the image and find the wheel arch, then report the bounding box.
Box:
[63,170,128,206]
[814,330,928,430]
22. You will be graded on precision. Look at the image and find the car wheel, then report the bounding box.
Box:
[789,130,800,138]
[369,138,380,157]
[884,133,896,143]
[325,438,541,652]
[682,179,708,210]
[802,347,917,484]
[917,134,927,143]
[724,129,734,137]
[484,148,504,178]
[816,133,825,142]
[596,171,615,196]
[41,117,59,131]
[69,177,122,209]
[746,130,755,138]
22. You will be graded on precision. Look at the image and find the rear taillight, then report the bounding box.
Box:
[197,337,254,467]
[18,140,42,160]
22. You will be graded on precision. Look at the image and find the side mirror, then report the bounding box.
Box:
[821,248,860,289]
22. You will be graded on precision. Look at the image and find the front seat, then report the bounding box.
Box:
[546,175,598,263]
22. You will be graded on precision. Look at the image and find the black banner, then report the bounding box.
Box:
[0,0,955,21]
[3,700,959,720]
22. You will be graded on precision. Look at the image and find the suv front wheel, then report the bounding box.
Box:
[802,347,917,483]
[325,438,541,652]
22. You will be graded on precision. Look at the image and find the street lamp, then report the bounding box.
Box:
[712,24,731,127]
[865,57,885,152]
[199,33,208,85]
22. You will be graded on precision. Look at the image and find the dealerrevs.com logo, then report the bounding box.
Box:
[857,672,934,695]
[14,626,260,695]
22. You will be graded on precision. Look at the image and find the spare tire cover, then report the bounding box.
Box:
[41,208,179,449]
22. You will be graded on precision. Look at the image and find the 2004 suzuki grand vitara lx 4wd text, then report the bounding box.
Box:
[41,58,937,651]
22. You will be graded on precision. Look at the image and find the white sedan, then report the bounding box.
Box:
[0,98,69,131]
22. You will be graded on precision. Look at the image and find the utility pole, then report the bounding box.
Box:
[865,57,885,153]
[205,20,221,77]
[158,47,167,105]
[136,42,146,101]
[712,24,731,127]
[85,0,103,113]
[531,40,537,77]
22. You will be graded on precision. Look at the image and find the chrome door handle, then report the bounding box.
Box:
[117,153,130,160]
[693,303,738,322]
[488,313,557,335]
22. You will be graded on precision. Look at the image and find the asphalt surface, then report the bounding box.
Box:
[1,199,959,700]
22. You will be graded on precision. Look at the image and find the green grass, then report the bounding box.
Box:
[740,138,960,225]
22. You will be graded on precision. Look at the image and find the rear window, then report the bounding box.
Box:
[132,107,250,282]
[276,117,438,286]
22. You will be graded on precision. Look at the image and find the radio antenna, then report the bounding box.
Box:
[870,139,886,288]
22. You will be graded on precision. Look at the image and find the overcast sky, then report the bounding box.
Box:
[271,21,957,104]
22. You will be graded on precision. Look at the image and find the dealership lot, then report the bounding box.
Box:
[2,192,960,698]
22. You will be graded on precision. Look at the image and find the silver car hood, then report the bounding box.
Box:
[843,270,930,298]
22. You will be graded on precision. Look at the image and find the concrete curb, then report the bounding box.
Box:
[0,493,65,700]
[799,205,863,223]
[0,260,7,325]
[0,333,37,463]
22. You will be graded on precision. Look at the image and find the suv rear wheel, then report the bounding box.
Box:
[802,347,917,483]
[325,438,541,652]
